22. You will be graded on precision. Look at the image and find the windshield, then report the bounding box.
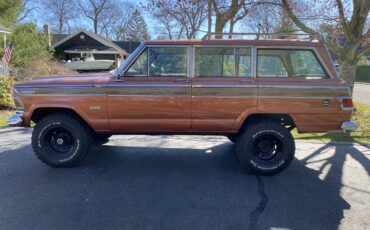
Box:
[114,43,144,77]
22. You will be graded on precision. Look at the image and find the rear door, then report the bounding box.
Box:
[191,46,257,132]
[108,46,192,132]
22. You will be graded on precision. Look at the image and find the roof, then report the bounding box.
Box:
[143,39,324,47]
[0,24,11,34]
[52,30,127,54]
[51,34,69,46]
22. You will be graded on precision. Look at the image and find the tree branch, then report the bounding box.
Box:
[335,0,351,41]
[356,43,370,58]
[281,0,319,35]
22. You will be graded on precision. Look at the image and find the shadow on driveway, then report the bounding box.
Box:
[0,136,360,230]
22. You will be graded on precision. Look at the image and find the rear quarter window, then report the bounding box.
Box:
[257,49,328,79]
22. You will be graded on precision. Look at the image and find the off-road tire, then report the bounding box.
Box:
[31,113,93,167]
[236,120,295,175]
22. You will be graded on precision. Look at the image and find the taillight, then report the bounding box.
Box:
[342,98,354,108]
[338,98,354,110]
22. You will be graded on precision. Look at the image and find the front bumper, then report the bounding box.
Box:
[7,111,24,127]
[341,120,358,132]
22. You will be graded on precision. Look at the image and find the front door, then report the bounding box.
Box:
[108,46,191,132]
[191,46,257,132]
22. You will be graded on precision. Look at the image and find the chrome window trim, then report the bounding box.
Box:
[255,46,334,79]
[251,47,257,78]
[116,43,145,77]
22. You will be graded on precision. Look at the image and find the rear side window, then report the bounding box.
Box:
[257,49,328,78]
[195,47,251,77]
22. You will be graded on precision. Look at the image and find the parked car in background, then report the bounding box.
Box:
[8,33,357,175]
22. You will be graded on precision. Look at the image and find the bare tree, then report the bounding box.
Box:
[40,0,77,34]
[113,2,137,40]
[126,9,150,41]
[281,0,370,90]
[77,0,112,34]
[210,0,249,37]
[150,9,185,40]
[146,0,208,39]
[243,3,280,34]
[18,0,37,22]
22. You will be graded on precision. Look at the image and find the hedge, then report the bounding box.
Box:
[356,65,370,83]
[0,75,15,108]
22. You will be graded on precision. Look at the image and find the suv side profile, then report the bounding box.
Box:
[8,34,357,175]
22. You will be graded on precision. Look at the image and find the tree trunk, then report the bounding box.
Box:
[338,58,357,93]
[215,17,227,38]
[228,19,235,39]
[207,1,212,38]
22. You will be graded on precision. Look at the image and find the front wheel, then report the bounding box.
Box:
[236,120,295,175]
[31,114,93,167]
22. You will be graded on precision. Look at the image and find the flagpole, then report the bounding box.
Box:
[3,34,6,49]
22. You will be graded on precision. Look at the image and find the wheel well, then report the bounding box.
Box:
[31,108,93,131]
[240,114,296,132]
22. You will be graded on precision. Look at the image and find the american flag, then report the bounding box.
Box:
[1,43,13,64]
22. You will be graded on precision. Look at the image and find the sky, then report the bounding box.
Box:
[22,0,245,40]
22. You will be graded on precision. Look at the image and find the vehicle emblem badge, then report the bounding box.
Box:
[90,105,101,110]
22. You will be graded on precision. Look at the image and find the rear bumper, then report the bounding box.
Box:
[341,120,358,132]
[7,112,24,127]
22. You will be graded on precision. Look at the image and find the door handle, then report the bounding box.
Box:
[175,79,190,83]
[240,79,255,83]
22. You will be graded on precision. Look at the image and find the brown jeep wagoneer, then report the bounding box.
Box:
[8,33,357,175]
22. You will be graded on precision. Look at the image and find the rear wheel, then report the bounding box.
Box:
[31,113,93,167]
[236,120,295,175]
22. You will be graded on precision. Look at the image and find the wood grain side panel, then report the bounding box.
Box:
[22,95,108,131]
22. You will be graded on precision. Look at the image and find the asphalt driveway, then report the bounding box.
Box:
[354,83,370,106]
[0,127,369,230]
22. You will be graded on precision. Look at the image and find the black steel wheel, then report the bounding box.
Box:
[236,120,295,175]
[32,113,93,167]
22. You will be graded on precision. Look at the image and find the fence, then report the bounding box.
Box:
[356,65,370,83]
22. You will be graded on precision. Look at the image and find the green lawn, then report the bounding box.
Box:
[0,111,13,127]
[293,103,370,144]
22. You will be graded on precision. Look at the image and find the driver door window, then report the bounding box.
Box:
[125,49,148,77]
[125,47,188,77]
